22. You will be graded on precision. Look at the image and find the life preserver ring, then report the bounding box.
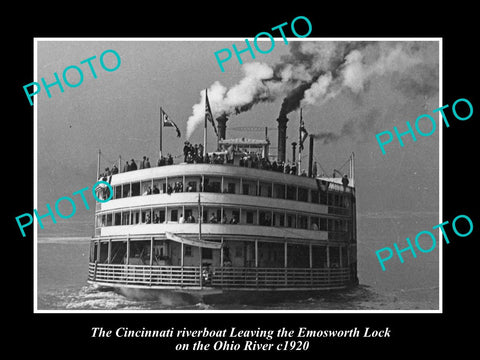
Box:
[95,179,110,200]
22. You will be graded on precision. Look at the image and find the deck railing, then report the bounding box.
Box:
[88,263,351,289]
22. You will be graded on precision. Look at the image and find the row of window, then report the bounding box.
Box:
[96,204,352,234]
[91,240,350,268]
[109,175,352,208]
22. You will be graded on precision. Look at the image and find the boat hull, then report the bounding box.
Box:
[89,280,358,305]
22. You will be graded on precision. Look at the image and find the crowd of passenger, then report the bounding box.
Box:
[98,142,318,179]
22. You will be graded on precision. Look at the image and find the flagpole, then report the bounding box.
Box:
[298,108,302,175]
[203,89,208,158]
[159,107,163,159]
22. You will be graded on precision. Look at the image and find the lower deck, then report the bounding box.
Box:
[88,236,358,290]
[88,263,355,291]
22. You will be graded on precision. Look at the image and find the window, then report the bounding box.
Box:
[298,215,308,229]
[286,185,296,200]
[286,213,296,228]
[319,218,327,231]
[298,187,308,202]
[170,210,178,222]
[259,211,272,226]
[153,209,165,223]
[273,183,285,199]
[227,182,236,194]
[114,185,122,199]
[106,213,112,226]
[122,183,131,198]
[273,212,285,227]
[184,246,192,257]
[131,182,140,197]
[187,181,197,192]
[122,211,130,225]
[131,211,140,224]
[246,211,254,224]
[242,180,257,195]
[327,193,334,206]
[142,209,152,223]
[311,190,319,204]
[141,180,152,195]
[328,218,335,231]
[259,182,272,197]
[334,194,341,207]
[231,210,240,224]
[152,179,163,194]
[204,177,221,193]
[320,191,327,205]
[114,212,121,226]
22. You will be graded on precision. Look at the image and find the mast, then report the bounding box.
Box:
[351,152,355,185]
[203,90,208,158]
[96,149,101,179]
[298,110,302,175]
[159,107,163,159]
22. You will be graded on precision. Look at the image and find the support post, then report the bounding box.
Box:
[108,238,112,264]
[284,241,288,286]
[326,245,330,268]
[126,236,130,265]
[255,240,258,268]
[309,243,312,268]
[150,236,154,266]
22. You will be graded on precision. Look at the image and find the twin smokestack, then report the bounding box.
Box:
[216,113,314,176]
[216,113,289,164]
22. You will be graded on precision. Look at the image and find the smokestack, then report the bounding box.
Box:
[216,114,228,149]
[217,114,228,140]
[308,135,314,177]
[277,115,288,163]
[291,142,297,165]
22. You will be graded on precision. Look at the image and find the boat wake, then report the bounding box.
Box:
[36,283,439,311]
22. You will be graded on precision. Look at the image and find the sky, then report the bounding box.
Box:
[35,39,440,238]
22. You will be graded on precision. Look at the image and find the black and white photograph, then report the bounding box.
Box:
[33,38,440,312]
[8,8,478,354]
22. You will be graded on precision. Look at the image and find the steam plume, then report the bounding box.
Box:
[186,41,438,139]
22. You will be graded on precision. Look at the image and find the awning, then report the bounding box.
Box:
[165,232,222,249]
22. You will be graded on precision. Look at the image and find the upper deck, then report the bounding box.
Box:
[94,163,356,242]
[108,163,353,189]
[97,163,354,218]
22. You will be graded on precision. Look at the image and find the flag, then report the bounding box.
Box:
[299,108,308,151]
[161,109,181,137]
[205,89,218,136]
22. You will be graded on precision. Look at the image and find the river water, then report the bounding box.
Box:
[37,211,439,311]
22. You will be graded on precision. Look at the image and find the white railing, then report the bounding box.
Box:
[88,263,352,289]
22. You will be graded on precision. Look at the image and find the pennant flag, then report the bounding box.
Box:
[161,109,181,137]
[299,108,308,151]
[205,89,218,136]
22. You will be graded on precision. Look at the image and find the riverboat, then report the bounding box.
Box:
[87,112,358,303]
